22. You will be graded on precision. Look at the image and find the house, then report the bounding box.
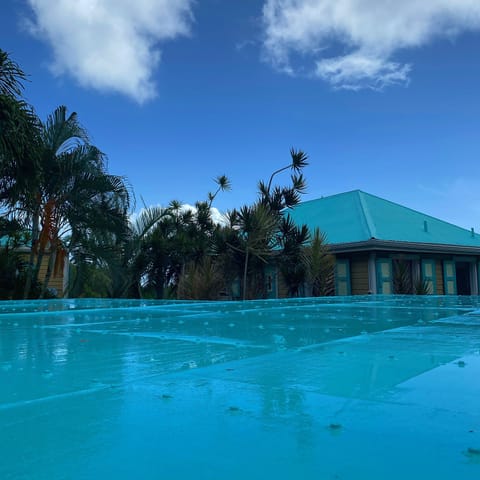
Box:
[0,236,68,298]
[285,190,480,296]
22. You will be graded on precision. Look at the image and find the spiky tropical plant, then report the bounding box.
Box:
[258,148,308,213]
[393,259,413,294]
[414,278,431,295]
[226,203,278,300]
[277,214,310,297]
[217,149,310,300]
[177,257,225,300]
[305,228,334,296]
[208,174,231,209]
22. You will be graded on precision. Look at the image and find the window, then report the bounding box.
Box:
[376,258,393,294]
[335,259,351,296]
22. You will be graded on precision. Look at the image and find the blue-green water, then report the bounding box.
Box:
[1,295,480,479]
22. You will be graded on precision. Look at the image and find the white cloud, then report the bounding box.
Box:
[262,0,480,90]
[181,203,227,226]
[315,52,411,90]
[26,0,194,103]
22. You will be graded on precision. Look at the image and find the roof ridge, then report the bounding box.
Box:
[357,191,376,239]
[299,189,362,206]
[359,191,479,237]
[290,190,480,247]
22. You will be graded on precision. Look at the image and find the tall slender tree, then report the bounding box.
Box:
[259,148,309,212]
[229,203,279,300]
[14,106,131,298]
[223,148,310,299]
[1,52,129,299]
[0,49,40,211]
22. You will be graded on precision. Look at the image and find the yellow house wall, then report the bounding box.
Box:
[20,253,66,297]
[350,256,369,295]
[272,252,463,298]
[435,260,444,295]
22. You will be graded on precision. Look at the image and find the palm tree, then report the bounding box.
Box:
[69,203,165,298]
[0,217,28,299]
[123,205,169,298]
[0,51,41,297]
[0,98,40,207]
[40,160,131,297]
[277,214,310,297]
[228,203,278,300]
[305,228,334,296]
[18,106,131,298]
[18,106,83,297]
[209,214,244,299]
[177,257,225,300]
[67,230,117,298]
[259,148,308,212]
[138,176,232,299]
[212,150,311,300]
[0,49,26,97]
[1,52,131,299]
[0,50,40,211]
[208,175,231,209]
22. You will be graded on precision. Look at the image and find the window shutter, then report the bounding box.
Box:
[335,260,351,296]
[443,261,456,295]
[421,259,437,294]
[376,258,393,294]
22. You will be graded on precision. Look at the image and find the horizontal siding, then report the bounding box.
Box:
[19,253,65,297]
[351,257,369,295]
[277,273,289,299]
[49,279,64,295]
[436,260,444,295]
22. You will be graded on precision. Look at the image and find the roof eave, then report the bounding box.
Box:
[329,239,480,255]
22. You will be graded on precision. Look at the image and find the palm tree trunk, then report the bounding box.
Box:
[66,261,81,298]
[23,204,40,299]
[31,247,46,293]
[63,233,78,298]
[242,248,249,301]
[40,247,56,298]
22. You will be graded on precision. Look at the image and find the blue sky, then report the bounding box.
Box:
[2,0,480,230]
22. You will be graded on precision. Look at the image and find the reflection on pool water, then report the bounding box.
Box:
[1,295,480,479]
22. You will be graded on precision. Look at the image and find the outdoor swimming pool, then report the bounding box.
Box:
[1,295,479,479]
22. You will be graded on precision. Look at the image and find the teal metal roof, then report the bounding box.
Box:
[288,190,480,248]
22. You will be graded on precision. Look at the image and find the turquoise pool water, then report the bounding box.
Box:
[1,295,479,479]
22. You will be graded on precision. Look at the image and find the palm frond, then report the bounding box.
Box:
[290,148,309,172]
[0,49,27,97]
[43,106,89,156]
[132,206,166,238]
[215,174,231,191]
